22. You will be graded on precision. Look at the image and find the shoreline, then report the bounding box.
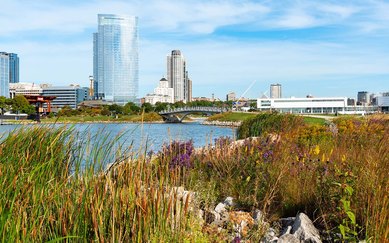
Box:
[2,118,241,127]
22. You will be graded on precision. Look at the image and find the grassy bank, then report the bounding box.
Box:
[0,114,388,241]
[207,111,258,122]
[42,112,163,123]
[207,111,327,126]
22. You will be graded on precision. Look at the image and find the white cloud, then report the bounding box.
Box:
[1,0,388,99]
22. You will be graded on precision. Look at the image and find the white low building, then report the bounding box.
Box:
[144,77,174,105]
[9,82,43,98]
[257,97,376,114]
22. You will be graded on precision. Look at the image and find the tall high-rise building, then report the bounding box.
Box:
[0,53,10,97]
[8,53,19,83]
[357,91,369,105]
[226,92,236,101]
[93,14,139,104]
[270,83,282,99]
[167,50,191,103]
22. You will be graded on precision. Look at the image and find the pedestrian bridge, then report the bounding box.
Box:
[159,106,228,123]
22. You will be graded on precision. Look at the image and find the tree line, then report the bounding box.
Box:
[0,96,35,115]
[0,95,253,118]
[57,100,235,117]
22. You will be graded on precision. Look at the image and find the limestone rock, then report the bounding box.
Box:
[215,202,227,214]
[278,233,300,243]
[253,209,265,224]
[291,213,322,243]
[224,196,234,207]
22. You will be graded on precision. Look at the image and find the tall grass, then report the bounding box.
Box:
[184,114,388,241]
[0,125,206,242]
[1,114,387,241]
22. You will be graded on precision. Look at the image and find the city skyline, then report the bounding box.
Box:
[1,0,388,99]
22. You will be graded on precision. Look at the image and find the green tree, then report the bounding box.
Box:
[172,101,185,108]
[108,104,124,115]
[0,96,11,115]
[154,102,169,112]
[57,105,73,117]
[12,95,35,115]
[141,102,153,113]
[123,102,140,115]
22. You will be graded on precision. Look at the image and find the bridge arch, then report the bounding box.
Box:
[158,106,228,123]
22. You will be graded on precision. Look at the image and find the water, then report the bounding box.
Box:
[0,122,236,153]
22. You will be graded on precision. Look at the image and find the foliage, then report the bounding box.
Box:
[123,101,140,114]
[0,114,388,241]
[154,102,169,112]
[0,96,12,114]
[237,112,304,139]
[0,126,207,242]
[185,114,388,241]
[159,140,194,170]
[141,102,154,113]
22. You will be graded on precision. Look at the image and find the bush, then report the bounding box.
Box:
[237,113,304,139]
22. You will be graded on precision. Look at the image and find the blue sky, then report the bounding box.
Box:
[1,0,389,100]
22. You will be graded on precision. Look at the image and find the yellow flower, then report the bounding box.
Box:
[314,145,320,155]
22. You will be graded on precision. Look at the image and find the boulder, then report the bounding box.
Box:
[224,196,235,207]
[215,202,227,214]
[260,227,279,243]
[290,213,322,243]
[253,209,265,224]
[279,217,295,234]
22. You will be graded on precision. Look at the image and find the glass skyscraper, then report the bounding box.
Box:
[9,53,19,83]
[93,14,139,104]
[0,53,10,98]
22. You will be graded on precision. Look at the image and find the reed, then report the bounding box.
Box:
[0,125,206,242]
[0,113,387,241]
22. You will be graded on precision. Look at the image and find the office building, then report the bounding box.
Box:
[0,52,19,84]
[167,50,191,103]
[357,91,369,105]
[41,84,86,111]
[0,53,9,97]
[9,82,42,98]
[94,14,139,104]
[377,93,389,112]
[8,53,19,83]
[270,83,282,98]
[188,79,192,102]
[144,77,174,105]
[226,92,236,101]
[257,96,377,114]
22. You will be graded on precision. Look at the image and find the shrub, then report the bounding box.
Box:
[237,113,304,139]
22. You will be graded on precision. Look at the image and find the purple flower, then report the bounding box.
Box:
[160,140,194,170]
[232,236,241,243]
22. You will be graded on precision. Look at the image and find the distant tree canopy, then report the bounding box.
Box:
[50,99,245,118]
[0,95,35,115]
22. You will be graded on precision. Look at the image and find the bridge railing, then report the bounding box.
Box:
[159,106,229,114]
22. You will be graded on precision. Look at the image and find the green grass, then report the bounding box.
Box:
[42,112,163,123]
[302,116,327,126]
[207,111,258,122]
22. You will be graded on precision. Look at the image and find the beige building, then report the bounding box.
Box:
[144,77,174,105]
[270,83,282,99]
[167,50,191,103]
[9,82,43,98]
